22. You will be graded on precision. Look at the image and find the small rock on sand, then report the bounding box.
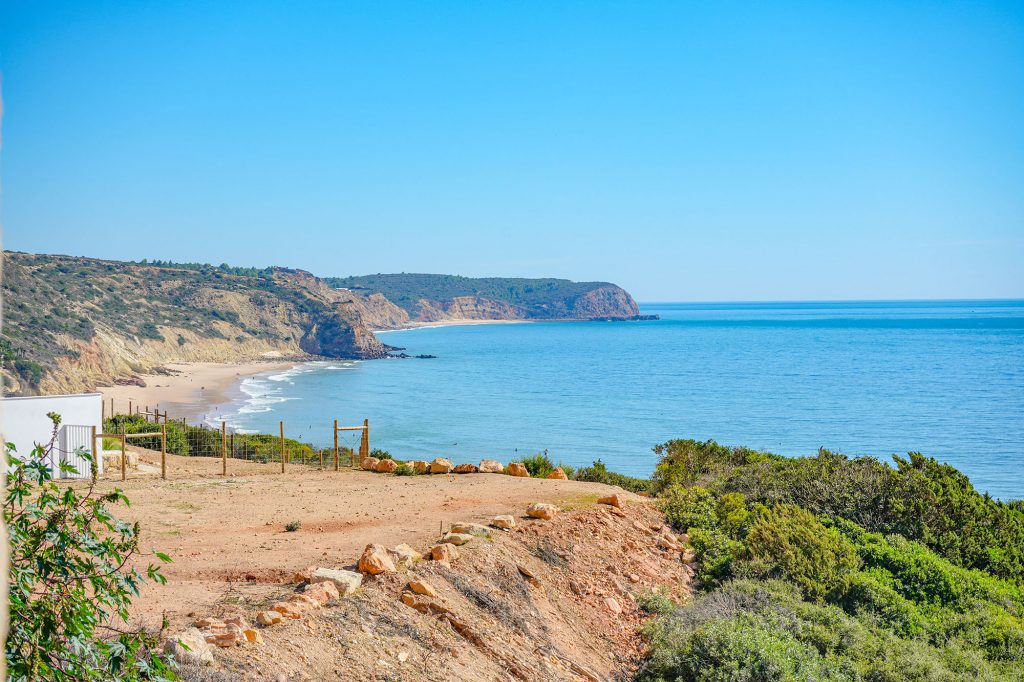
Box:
[527,502,558,520]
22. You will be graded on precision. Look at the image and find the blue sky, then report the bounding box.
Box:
[1,1,1022,301]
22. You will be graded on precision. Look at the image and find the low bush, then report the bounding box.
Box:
[6,414,173,680]
[573,459,652,494]
[394,462,416,476]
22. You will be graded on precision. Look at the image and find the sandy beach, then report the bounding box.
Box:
[98,360,298,423]
[373,318,532,333]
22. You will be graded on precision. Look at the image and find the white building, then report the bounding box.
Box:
[0,393,104,478]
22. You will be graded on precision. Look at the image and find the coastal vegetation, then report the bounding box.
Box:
[6,414,172,680]
[638,439,1024,681]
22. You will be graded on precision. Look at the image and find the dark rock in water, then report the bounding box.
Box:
[415,354,437,359]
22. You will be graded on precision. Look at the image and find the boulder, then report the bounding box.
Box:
[256,610,283,626]
[597,493,625,509]
[547,468,569,480]
[224,615,250,630]
[310,567,363,596]
[453,463,479,474]
[361,457,380,471]
[401,591,433,613]
[303,581,340,604]
[410,460,430,474]
[450,522,491,538]
[491,515,516,530]
[392,543,423,569]
[207,625,246,648]
[429,457,454,474]
[270,602,303,619]
[527,502,558,520]
[478,459,504,473]
[440,532,474,546]
[165,628,215,665]
[408,579,438,598]
[358,543,396,575]
[374,458,398,473]
[506,462,530,477]
[430,543,459,564]
[287,593,321,610]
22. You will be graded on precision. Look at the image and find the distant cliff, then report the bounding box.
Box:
[324,273,643,326]
[0,253,396,395]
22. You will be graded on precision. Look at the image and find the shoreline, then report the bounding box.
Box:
[373,318,533,333]
[97,360,300,423]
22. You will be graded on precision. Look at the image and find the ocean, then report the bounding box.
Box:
[211,300,1024,500]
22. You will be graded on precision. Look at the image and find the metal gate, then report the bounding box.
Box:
[60,424,95,479]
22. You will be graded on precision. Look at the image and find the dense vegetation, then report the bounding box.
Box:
[6,414,173,680]
[324,272,628,318]
[638,439,1024,681]
[103,414,316,462]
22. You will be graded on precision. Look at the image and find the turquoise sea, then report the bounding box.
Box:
[213,300,1024,500]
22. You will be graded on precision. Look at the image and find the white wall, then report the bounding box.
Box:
[0,393,104,478]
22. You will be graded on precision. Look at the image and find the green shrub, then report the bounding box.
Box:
[739,504,861,602]
[394,462,416,476]
[519,452,555,478]
[573,459,652,494]
[5,414,173,680]
[285,520,301,532]
[370,448,392,460]
[104,414,189,456]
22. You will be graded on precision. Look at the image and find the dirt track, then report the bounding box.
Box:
[89,449,636,633]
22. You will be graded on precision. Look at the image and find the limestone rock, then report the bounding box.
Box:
[478,459,504,473]
[597,493,625,508]
[392,543,423,569]
[453,463,479,474]
[243,628,263,644]
[401,591,432,613]
[303,581,340,604]
[450,522,491,537]
[361,457,380,471]
[526,502,558,520]
[506,462,530,477]
[374,458,398,473]
[605,597,622,615]
[547,468,569,480]
[287,593,321,610]
[491,515,516,530]
[440,532,474,546]
[310,567,363,596]
[430,457,454,474]
[271,602,303,619]
[410,460,430,474]
[408,579,438,598]
[430,543,459,564]
[165,628,214,665]
[256,610,283,626]
[359,543,397,575]
[207,625,245,648]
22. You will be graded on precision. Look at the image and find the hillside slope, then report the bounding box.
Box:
[325,273,644,324]
[0,252,396,394]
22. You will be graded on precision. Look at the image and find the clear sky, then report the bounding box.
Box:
[1,1,1022,301]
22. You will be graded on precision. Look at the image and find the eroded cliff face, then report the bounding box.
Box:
[414,296,525,323]
[1,253,393,394]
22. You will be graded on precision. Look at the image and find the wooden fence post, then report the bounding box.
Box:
[359,418,369,466]
[333,419,339,471]
[279,421,285,473]
[90,425,98,482]
[110,397,114,417]
[120,432,127,482]
[161,423,167,479]
[221,421,227,476]
[128,400,132,416]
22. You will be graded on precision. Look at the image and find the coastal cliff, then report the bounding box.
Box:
[0,253,393,394]
[1,253,649,394]
[326,273,643,325]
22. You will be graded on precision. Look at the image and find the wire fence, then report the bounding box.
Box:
[98,399,367,480]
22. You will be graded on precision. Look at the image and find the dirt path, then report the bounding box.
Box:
[87,451,634,633]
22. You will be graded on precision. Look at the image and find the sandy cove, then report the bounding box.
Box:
[98,360,298,423]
